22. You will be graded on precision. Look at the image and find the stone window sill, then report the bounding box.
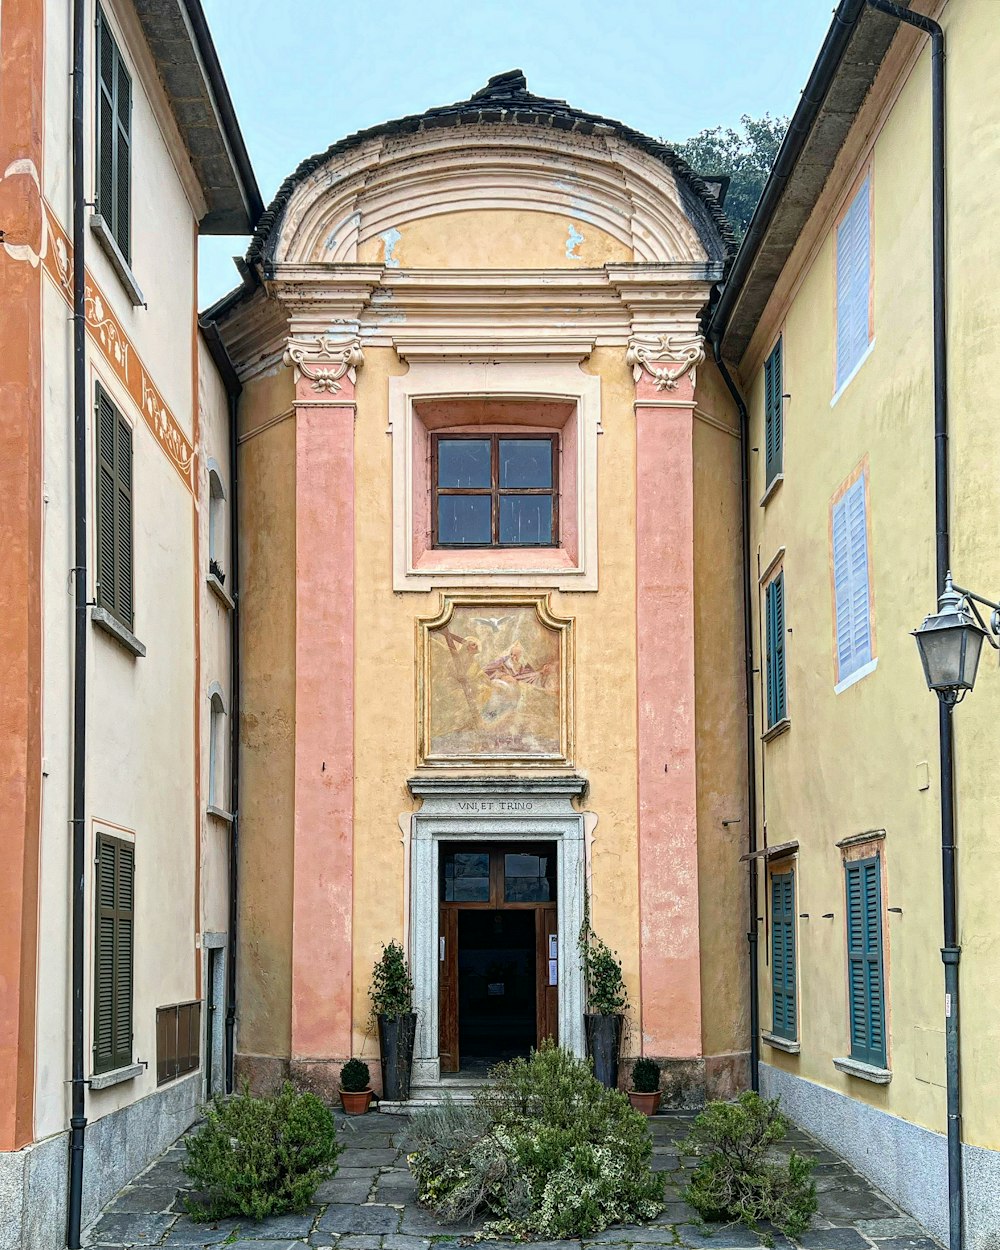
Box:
[833,1056,892,1084]
[91,606,146,657]
[762,717,791,743]
[762,1031,800,1054]
[90,214,145,308]
[207,571,235,610]
[90,1062,143,1090]
[207,804,234,825]
[760,473,784,507]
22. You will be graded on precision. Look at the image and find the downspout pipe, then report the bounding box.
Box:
[67,0,89,1242]
[198,317,242,1093]
[863,8,959,1249]
[709,335,760,1094]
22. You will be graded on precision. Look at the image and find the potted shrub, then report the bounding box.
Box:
[628,1057,662,1116]
[579,925,627,1089]
[370,941,417,1102]
[339,1058,373,1115]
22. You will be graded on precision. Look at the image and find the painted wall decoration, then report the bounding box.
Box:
[418,593,574,767]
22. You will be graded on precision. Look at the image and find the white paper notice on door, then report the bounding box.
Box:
[548,934,558,960]
[548,958,558,986]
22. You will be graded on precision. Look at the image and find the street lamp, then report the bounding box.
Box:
[913,572,1000,704]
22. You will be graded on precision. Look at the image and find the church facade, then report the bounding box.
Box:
[212,70,750,1105]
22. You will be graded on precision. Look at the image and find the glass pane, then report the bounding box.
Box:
[438,495,492,545]
[438,439,491,488]
[504,852,554,902]
[499,495,552,545]
[500,438,552,488]
[441,851,490,902]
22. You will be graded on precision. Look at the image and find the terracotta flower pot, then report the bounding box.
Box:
[339,1088,373,1115]
[627,1089,661,1116]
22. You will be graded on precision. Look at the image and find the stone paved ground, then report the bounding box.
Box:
[82,1108,942,1250]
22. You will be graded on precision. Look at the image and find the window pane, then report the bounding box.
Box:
[441,851,490,902]
[438,495,492,545]
[499,495,552,545]
[500,438,552,488]
[438,439,491,488]
[504,852,554,902]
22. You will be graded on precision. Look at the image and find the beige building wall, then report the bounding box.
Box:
[738,0,1000,1236]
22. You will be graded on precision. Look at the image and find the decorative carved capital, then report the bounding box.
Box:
[283,335,365,392]
[626,333,705,392]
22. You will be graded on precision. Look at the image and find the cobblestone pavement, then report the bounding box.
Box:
[82,1108,941,1250]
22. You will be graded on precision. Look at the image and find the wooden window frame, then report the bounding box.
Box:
[93,832,134,1075]
[156,1000,201,1086]
[95,382,135,631]
[431,432,559,549]
[770,868,797,1042]
[764,337,783,489]
[439,842,557,909]
[96,5,132,264]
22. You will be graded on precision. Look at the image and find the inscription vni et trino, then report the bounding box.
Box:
[457,800,535,813]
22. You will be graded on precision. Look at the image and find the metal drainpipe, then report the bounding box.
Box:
[67,0,89,1241]
[863,6,960,1248]
[710,335,760,1093]
[224,384,241,1093]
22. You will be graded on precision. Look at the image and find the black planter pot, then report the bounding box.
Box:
[377,1012,417,1102]
[585,1013,623,1089]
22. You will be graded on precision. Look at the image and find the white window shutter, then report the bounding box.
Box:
[833,476,872,682]
[836,177,871,389]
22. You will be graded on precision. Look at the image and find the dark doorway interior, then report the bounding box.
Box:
[458,909,536,1068]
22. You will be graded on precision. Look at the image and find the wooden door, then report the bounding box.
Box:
[536,906,559,1047]
[439,907,459,1072]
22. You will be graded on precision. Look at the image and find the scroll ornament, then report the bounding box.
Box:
[283,336,365,393]
[626,333,705,391]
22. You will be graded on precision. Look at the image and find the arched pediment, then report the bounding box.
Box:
[274,127,711,268]
[249,71,733,273]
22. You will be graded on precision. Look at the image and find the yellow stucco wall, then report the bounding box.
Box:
[743,0,1000,1150]
[356,208,632,269]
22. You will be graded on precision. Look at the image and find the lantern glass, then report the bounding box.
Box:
[913,614,985,694]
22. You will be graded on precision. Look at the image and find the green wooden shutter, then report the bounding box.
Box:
[95,384,134,630]
[771,870,797,1040]
[94,835,134,1074]
[846,857,886,1067]
[765,573,787,727]
[95,8,132,262]
[764,339,783,487]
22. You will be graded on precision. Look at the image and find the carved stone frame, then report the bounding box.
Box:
[416,591,574,769]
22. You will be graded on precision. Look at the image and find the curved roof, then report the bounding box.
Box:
[246,69,735,269]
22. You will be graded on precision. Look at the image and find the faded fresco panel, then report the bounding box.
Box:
[419,596,572,766]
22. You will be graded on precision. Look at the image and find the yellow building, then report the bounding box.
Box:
[712,0,1000,1243]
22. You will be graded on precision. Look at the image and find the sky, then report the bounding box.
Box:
[198,0,834,306]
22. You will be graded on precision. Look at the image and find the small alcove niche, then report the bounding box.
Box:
[207,459,227,584]
[207,682,229,817]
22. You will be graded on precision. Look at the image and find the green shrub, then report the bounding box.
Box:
[182,1082,341,1222]
[369,940,414,1023]
[680,1091,817,1244]
[405,1043,664,1239]
[631,1058,661,1093]
[340,1058,370,1092]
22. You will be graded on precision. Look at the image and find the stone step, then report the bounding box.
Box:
[378,1078,485,1112]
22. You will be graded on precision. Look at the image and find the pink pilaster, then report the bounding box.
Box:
[633,351,702,1059]
[289,339,361,1065]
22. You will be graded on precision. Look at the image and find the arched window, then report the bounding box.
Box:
[207,460,227,584]
[208,683,227,812]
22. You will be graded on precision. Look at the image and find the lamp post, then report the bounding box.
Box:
[912,572,1000,1250]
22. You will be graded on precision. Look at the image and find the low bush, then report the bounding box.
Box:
[406,1043,664,1239]
[631,1057,661,1093]
[182,1082,341,1222]
[680,1091,817,1244]
[340,1058,371,1092]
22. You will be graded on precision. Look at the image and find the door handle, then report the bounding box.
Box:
[440,937,446,961]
